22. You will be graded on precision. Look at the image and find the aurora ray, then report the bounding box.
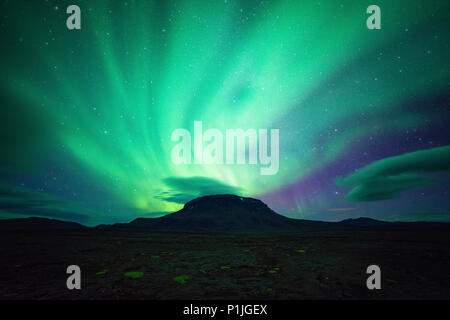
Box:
[0,0,449,225]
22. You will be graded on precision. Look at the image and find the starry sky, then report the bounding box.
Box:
[0,0,449,226]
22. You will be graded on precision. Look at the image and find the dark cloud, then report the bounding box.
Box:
[155,176,242,204]
[0,90,55,172]
[337,146,450,201]
[0,183,90,223]
[154,193,195,205]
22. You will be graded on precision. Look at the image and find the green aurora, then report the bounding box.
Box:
[0,0,449,225]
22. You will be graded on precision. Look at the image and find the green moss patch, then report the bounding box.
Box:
[96,269,109,275]
[173,275,190,284]
[124,271,143,279]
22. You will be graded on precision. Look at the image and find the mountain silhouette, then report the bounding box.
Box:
[108,194,332,233]
[0,217,86,231]
[3,195,447,233]
[339,217,390,227]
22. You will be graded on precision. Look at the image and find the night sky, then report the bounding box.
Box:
[0,0,449,226]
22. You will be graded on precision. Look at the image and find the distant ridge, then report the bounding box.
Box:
[339,217,390,227]
[0,217,86,231]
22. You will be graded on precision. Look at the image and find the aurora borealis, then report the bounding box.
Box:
[0,0,449,226]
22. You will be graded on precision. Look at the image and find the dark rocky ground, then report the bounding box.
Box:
[1,227,450,300]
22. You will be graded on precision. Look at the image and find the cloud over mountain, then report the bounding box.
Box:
[155,176,242,204]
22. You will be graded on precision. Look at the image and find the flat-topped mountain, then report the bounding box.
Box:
[121,195,300,233]
[109,194,330,233]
